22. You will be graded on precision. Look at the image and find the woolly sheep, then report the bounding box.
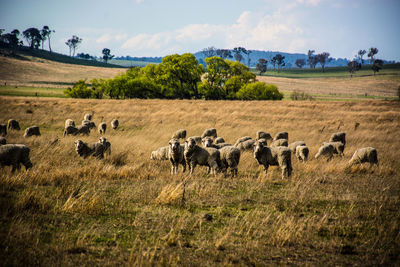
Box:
[0,124,6,136]
[219,146,241,177]
[0,137,6,145]
[348,147,378,166]
[234,136,252,147]
[0,144,33,172]
[150,146,169,161]
[323,141,345,156]
[171,129,187,140]
[329,132,346,146]
[168,138,186,174]
[99,136,111,155]
[270,139,288,147]
[84,113,93,121]
[202,137,232,149]
[64,125,90,136]
[201,128,217,139]
[214,137,225,144]
[7,119,20,131]
[315,143,335,161]
[65,119,75,128]
[274,131,289,141]
[295,145,309,162]
[98,122,107,135]
[235,139,255,151]
[184,137,220,175]
[111,119,119,130]
[256,138,268,146]
[253,140,292,178]
[288,141,306,152]
[24,126,40,137]
[74,139,105,159]
[256,131,272,141]
[82,120,96,130]
[188,136,202,145]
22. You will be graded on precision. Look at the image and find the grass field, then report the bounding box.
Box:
[1,96,399,266]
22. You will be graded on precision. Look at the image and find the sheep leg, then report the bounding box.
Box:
[263,164,269,175]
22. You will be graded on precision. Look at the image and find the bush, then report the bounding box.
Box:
[236,82,283,100]
[64,80,93,98]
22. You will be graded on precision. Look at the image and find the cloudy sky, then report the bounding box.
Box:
[1,0,399,60]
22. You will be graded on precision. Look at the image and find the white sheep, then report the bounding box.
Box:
[99,136,111,155]
[201,128,217,139]
[270,139,288,147]
[0,144,33,172]
[273,131,288,141]
[349,147,378,166]
[184,137,220,175]
[256,131,272,141]
[235,139,255,151]
[168,138,186,174]
[171,129,187,140]
[329,132,346,146]
[24,126,41,137]
[74,140,105,159]
[315,143,335,161]
[288,141,306,153]
[234,136,252,147]
[323,141,344,157]
[7,119,20,131]
[295,145,309,162]
[98,122,107,135]
[65,119,75,129]
[219,146,241,177]
[150,146,169,161]
[111,119,119,130]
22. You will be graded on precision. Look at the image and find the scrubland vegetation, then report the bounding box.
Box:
[1,97,399,265]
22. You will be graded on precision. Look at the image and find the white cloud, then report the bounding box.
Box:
[96,33,111,43]
[297,0,322,6]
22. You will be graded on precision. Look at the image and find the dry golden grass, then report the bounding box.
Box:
[1,96,400,266]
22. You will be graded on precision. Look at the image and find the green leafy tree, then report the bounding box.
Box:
[347,60,361,78]
[65,35,82,56]
[216,49,232,59]
[273,54,285,72]
[357,49,366,65]
[0,29,21,52]
[270,56,277,71]
[40,26,54,51]
[23,27,42,49]
[233,47,246,62]
[307,50,315,68]
[256,58,268,74]
[317,52,330,72]
[295,58,306,69]
[200,56,231,99]
[102,48,114,63]
[236,82,283,100]
[371,59,383,75]
[367,47,378,64]
[64,80,93,98]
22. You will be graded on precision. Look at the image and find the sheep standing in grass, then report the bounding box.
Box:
[65,119,75,128]
[168,138,186,174]
[214,137,225,144]
[7,119,20,131]
[219,146,241,177]
[349,147,378,166]
[202,137,231,149]
[24,126,40,137]
[98,122,107,135]
[201,128,217,139]
[323,141,345,157]
[288,141,306,153]
[271,139,288,147]
[99,137,111,155]
[0,124,6,136]
[74,140,105,159]
[274,132,289,141]
[315,143,335,161]
[256,138,268,146]
[82,120,96,130]
[111,119,119,130]
[253,140,292,178]
[0,137,6,145]
[235,139,255,151]
[84,113,93,121]
[171,129,187,140]
[64,125,90,136]
[296,145,309,162]
[184,137,220,175]
[188,136,202,145]
[256,131,272,141]
[150,146,169,160]
[0,144,33,172]
[234,136,252,147]
[329,132,346,146]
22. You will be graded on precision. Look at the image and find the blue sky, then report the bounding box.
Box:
[1,0,400,60]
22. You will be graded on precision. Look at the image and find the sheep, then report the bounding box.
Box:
[270,139,288,147]
[295,145,309,162]
[348,147,378,166]
[168,138,186,174]
[274,131,289,141]
[24,126,40,137]
[214,137,225,144]
[0,137,6,145]
[329,132,346,146]
[202,137,232,149]
[256,131,272,141]
[214,143,232,149]
[99,136,111,155]
[323,141,345,157]
[315,143,335,161]
[84,113,93,121]
[150,146,169,161]
[219,146,241,177]
[188,136,202,145]
[253,140,292,179]
[256,138,268,146]
[288,141,306,153]
[7,119,20,130]
[82,120,96,130]
[184,137,220,175]
[111,119,119,130]
[74,140,105,159]
[171,129,187,140]
[65,119,75,128]
[234,136,252,147]
[235,139,255,151]
[98,122,107,135]
[0,144,33,172]
[201,128,217,139]
[64,125,90,136]
[0,124,6,136]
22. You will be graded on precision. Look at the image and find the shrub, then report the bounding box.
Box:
[290,90,314,100]
[236,82,283,100]
[64,79,93,98]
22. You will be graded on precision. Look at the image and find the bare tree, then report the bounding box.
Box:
[368,47,378,64]
[295,59,306,69]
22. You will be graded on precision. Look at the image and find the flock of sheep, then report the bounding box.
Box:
[0,115,379,177]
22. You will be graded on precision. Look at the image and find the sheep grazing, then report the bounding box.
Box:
[99,137,111,155]
[256,138,268,146]
[24,126,40,137]
[270,139,288,147]
[111,119,119,130]
[74,140,105,159]
[214,137,225,144]
[323,141,345,157]
[329,132,346,146]
[168,138,186,174]
[7,119,20,131]
[236,139,255,151]
[253,140,292,179]
[188,136,202,145]
[171,129,187,140]
[150,146,169,160]
[64,125,90,136]
[234,136,252,147]
[296,145,309,162]
[65,119,75,128]
[0,144,33,172]
[64,126,79,136]
[349,147,378,166]
[288,141,306,153]
[201,128,217,139]
[82,120,96,130]
[219,146,241,177]
[202,137,214,148]
[0,124,6,136]
[184,137,220,175]
[315,143,335,161]
[98,122,107,135]
[0,137,6,145]
[84,113,93,121]
[274,131,289,141]
[256,131,272,141]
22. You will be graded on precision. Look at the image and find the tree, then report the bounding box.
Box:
[347,60,361,78]
[357,49,366,65]
[22,27,42,49]
[102,48,114,63]
[273,54,285,72]
[307,50,315,68]
[242,49,252,67]
[236,82,283,100]
[368,47,378,64]
[270,57,277,71]
[202,46,216,58]
[233,47,246,62]
[371,59,383,75]
[295,59,306,69]
[256,59,268,74]
[65,35,82,57]
[317,52,330,72]
[40,26,54,52]
[64,80,93,98]
[216,49,232,59]
[0,29,21,51]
